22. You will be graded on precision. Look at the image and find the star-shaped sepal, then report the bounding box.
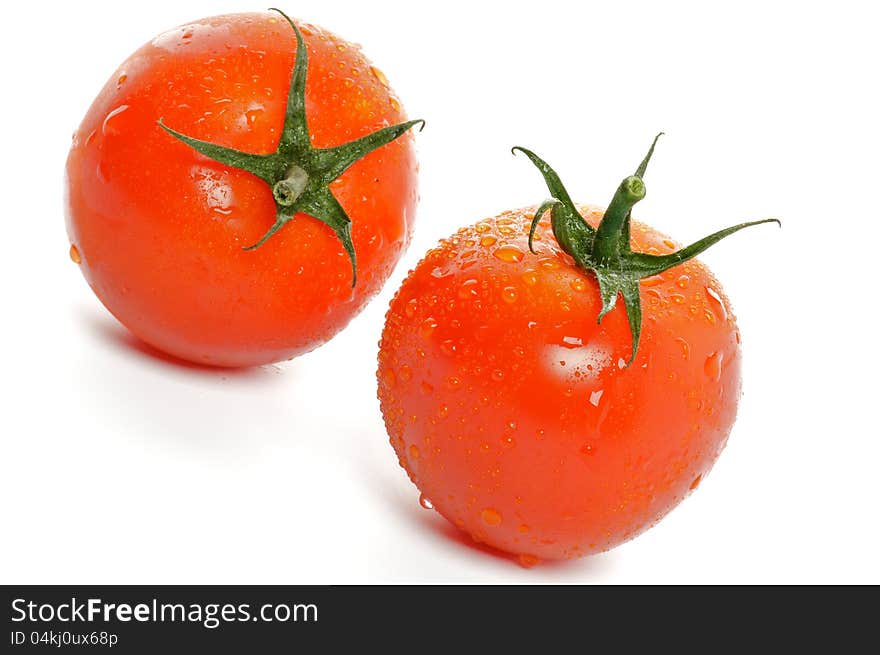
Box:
[159,8,424,287]
[514,136,780,365]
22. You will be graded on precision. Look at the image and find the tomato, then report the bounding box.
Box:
[377,138,776,563]
[66,11,421,367]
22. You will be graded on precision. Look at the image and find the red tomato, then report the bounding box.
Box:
[66,11,419,366]
[377,138,776,563]
[378,208,743,561]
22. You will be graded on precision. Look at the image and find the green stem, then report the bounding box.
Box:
[158,8,423,287]
[272,165,309,207]
[515,134,780,365]
[591,175,645,264]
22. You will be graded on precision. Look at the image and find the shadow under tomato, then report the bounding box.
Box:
[80,307,286,382]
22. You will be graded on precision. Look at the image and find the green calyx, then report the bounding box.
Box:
[513,134,780,365]
[158,8,424,287]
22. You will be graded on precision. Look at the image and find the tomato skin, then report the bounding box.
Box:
[378,207,741,560]
[66,13,418,367]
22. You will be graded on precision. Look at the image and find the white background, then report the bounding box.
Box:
[1,0,878,583]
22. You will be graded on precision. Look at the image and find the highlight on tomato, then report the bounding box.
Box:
[66,9,423,367]
[377,134,778,565]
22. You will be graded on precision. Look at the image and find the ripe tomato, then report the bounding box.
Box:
[66,11,420,367]
[377,139,775,562]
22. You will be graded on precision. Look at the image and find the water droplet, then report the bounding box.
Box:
[502,435,516,447]
[676,274,690,289]
[481,508,502,526]
[617,358,627,369]
[399,364,412,382]
[493,245,525,263]
[518,524,530,534]
[419,493,433,510]
[370,65,388,86]
[539,257,560,270]
[704,351,723,381]
[559,301,571,312]
[101,105,129,136]
[480,235,497,247]
[245,107,264,126]
[521,270,538,286]
[501,286,518,304]
[581,443,596,455]
[690,474,703,490]
[570,278,587,292]
[491,369,505,382]
[419,317,438,339]
[561,336,583,348]
[420,381,434,396]
[445,376,460,391]
[589,390,604,407]
[670,293,686,304]
[69,244,81,264]
[518,553,540,568]
[675,337,690,360]
[642,275,664,287]
[399,300,419,322]
[389,97,401,112]
[705,287,728,321]
[408,444,420,460]
[440,340,457,357]
[704,309,716,325]
[458,279,480,300]
[663,239,676,249]
[381,369,396,388]
[116,74,128,86]
[437,403,450,418]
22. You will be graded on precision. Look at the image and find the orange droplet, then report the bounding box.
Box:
[663,238,676,249]
[518,554,540,568]
[381,369,396,388]
[117,74,127,86]
[480,235,497,247]
[370,65,388,86]
[398,364,412,382]
[481,508,502,526]
[705,286,728,321]
[458,279,480,300]
[389,97,400,111]
[493,245,525,263]
[704,351,723,381]
[419,317,438,339]
[690,474,703,490]
[641,275,664,287]
[69,244,81,264]
[408,444,420,460]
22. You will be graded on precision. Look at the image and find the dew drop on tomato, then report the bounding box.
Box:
[518,554,540,568]
[481,508,502,526]
[705,286,728,321]
[704,351,723,381]
[493,245,525,263]
[419,493,433,510]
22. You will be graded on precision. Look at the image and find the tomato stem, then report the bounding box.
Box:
[272,165,309,207]
[157,8,423,287]
[514,135,780,364]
